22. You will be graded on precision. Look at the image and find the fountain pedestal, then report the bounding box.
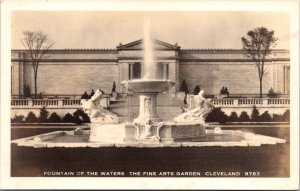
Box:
[122,79,175,125]
[134,93,161,124]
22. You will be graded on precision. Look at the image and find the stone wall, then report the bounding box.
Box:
[23,62,119,96]
[11,45,289,97]
[178,49,290,96]
[179,62,285,95]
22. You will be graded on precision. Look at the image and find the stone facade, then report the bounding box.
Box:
[11,39,290,98]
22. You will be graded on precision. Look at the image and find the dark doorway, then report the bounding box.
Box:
[132,62,141,79]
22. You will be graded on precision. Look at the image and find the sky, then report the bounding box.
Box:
[11,11,290,49]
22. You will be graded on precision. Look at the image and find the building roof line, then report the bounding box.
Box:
[11,48,289,51]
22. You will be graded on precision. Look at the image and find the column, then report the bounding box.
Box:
[284,65,290,94]
[18,52,25,97]
[119,62,130,93]
[163,63,169,80]
[283,66,287,93]
[129,63,134,80]
[283,66,285,93]
[168,60,178,93]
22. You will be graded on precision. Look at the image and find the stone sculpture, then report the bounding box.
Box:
[133,118,164,141]
[81,89,119,123]
[174,90,214,124]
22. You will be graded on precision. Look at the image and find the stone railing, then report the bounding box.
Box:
[11,97,290,109]
[11,99,80,108]
[11,96,110,108]
[212,98,290,107]
[186,95,290,108]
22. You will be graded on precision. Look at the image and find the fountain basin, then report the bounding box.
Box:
[121,79,175,93]
[11,125,286,148]
[121,79,175,124]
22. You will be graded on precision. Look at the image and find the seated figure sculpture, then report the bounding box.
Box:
[81,89,119,123]
[174,90,214,124]
[133,118,164,140]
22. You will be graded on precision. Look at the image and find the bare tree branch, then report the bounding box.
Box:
[21,31,54,98]
[241,27,277,98]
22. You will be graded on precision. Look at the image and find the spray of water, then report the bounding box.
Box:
[142,17,157,80]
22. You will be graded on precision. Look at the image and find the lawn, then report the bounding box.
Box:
[11,125,289,177]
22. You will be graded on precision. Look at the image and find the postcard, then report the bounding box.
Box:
[1,0,299,190]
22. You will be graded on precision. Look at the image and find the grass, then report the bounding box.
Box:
[11,126,289,177]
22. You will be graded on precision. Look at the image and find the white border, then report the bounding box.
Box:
[1,0,299,189]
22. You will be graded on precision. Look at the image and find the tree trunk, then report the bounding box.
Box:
[259,77,263,98]
[34,72,38,99]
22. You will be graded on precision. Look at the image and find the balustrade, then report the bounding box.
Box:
[238,99,263,105]
[11,99,29,106]
[10,97,290,108]
[213,99,234,106]
[32,99,59,106]
[62,99,81,106]
[268,98,290,105]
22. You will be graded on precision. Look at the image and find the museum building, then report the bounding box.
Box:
[11,39,290,98]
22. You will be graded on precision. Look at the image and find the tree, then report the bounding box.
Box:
[21,31,54,98]
[73,109,90,123]
[228,112,239,122]
[25,112,38,123]
[38,107,49,123]
[251,106,260,122]
[111,81,116,93]
[48,112,62,123]
[62,113,74,123]
[238,111,250,122]
[282,109,290,122]
[180,80,189,94]
[260,111,272,122]
[241,27,277,98]
[272,114,282,122]
[267,87,277,98]
[11,115,25,123]
[23,84,31,98]
[193,85,201,95]
[206,108,228,124]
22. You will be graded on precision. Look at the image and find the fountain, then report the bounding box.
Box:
[11,18,286,148]
[118,18,212,143]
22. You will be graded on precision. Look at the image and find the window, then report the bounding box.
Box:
[129,62,141,79]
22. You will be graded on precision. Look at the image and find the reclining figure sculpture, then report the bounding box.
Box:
[81,89,119,123]
[174,90,214,124]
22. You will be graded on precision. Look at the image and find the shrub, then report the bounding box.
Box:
[268,87,277,98]
[251,106,260,122]
[260,111,272,122]
[73,109,90,123]
[11,115,25,123]
[23,84,31,98]
[193,85,201,95]
[282,109,290,122]
[38,107,49,123]
[272,114,282,122]
[111,81,116,93]
[238,111,250,122]
[62,113,74,123]
[72,114,82,124]
[180,80,189,94]
[206,108,228,124]
[228,112,239,122]
[48,112,62,123]
[25,112,38,123]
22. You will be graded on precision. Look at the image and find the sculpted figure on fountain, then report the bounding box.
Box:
[133,118,164,142]
[81,89,119,123]
[174,90,214,124]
